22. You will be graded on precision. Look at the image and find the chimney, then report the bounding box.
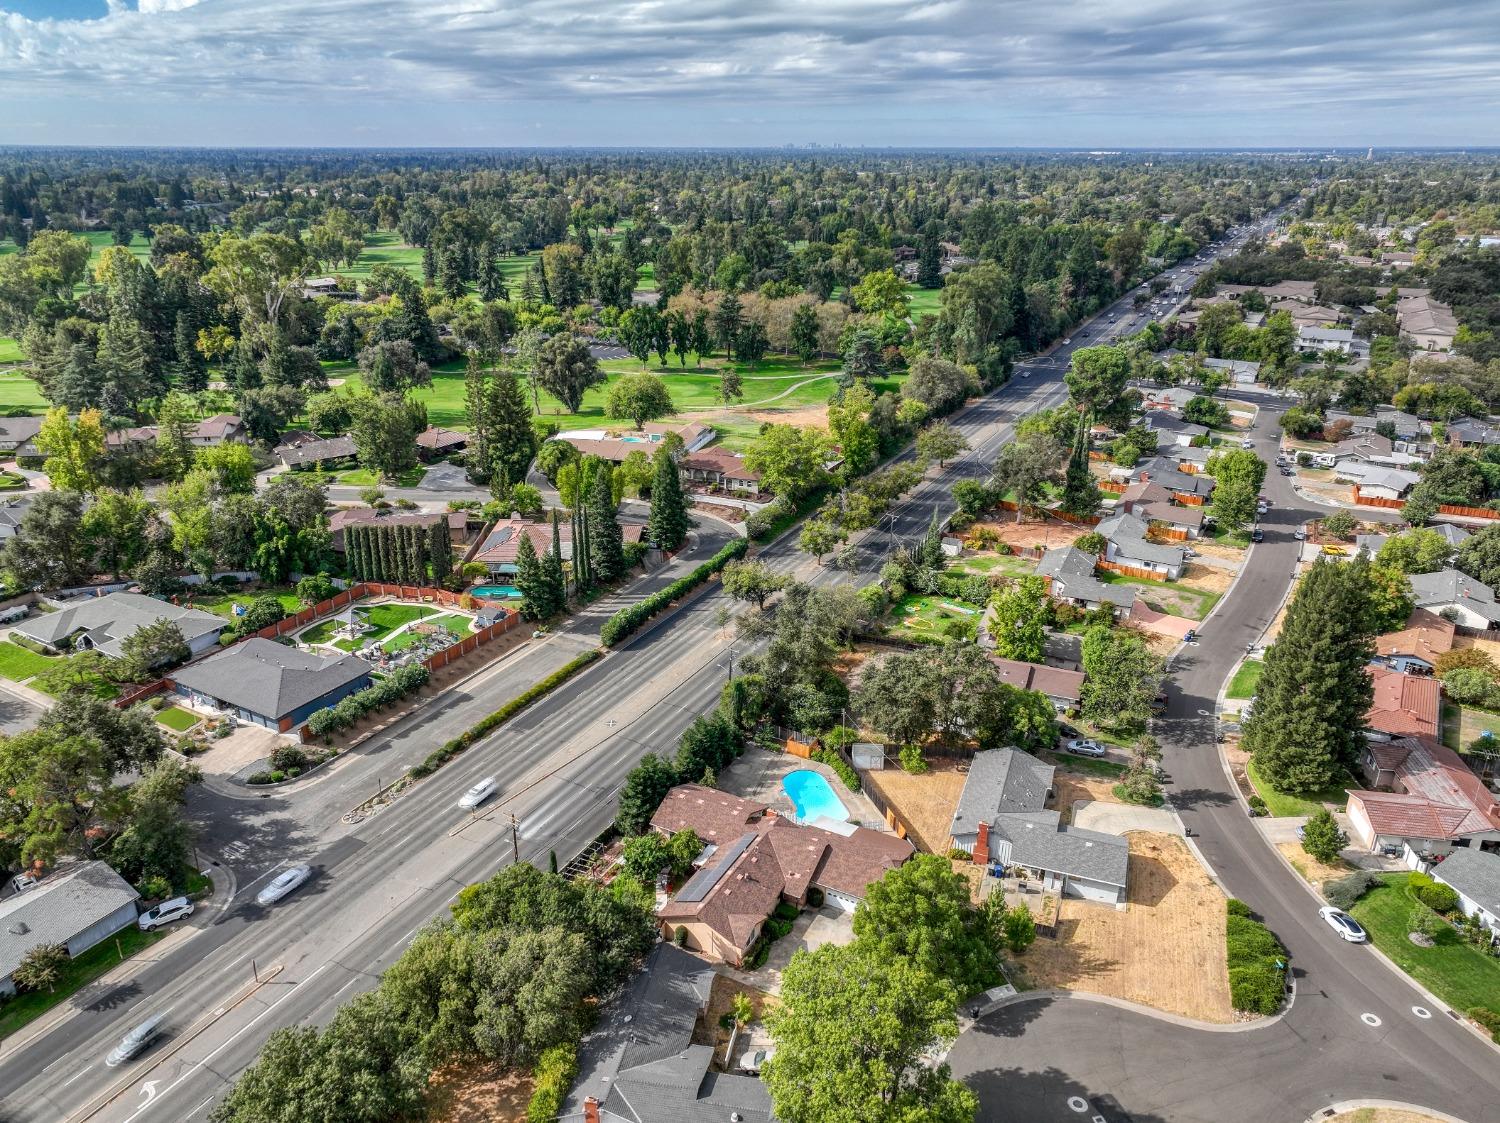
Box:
[584,1097,600,1123]
[973,821,990,866]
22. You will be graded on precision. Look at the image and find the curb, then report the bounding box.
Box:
[1305,1101,1472,1123]
[972,987,1286,1034]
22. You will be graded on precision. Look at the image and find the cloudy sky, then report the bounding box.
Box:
[1,0,1497,148]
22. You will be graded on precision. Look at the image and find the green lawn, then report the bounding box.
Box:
[887,593,979,643]
[326,465,427,488]
[1043,751,1129,779]
[1442,700,1500,754]
[0,927,164,1041]
[300,618,339,645]
[381,611,473,653]
[906,284,943,320]
[156,705,201,732]
[335,603,438,651]
[188,587,304,621]
[1244,756,1353,817]
[1226,659,1264,701]
[0,335,24,364]
[1350,874,1500,1014]
[0,369,48,414]
[1097,571,1222,621]
[950,552,1038,578]
[333,231,541,292]
[0,640,54,681]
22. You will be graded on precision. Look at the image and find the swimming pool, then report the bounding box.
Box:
[470,584,523,599]
[782,769,849,824]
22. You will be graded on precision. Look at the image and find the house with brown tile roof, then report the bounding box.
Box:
[414,426,467,460]
[1374,609,1455,675]
[651,784,912,964]
[679,448,763,495]
[1365,666,1441,740]
[987,656,1084,712]
[466,517,645,575]
[1346,736,1500,856]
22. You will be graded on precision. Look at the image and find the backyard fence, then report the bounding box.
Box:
[245,582,514,643]
[1096,560,1170,582]
[1351,487,1403,510]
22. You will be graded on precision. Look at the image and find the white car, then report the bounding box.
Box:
[1019,371,1030,378]
[1065,738,1107,758]
[137,896,194,931]
[739,1047,775,1075]
[1318,906,1368,943]
[1240,438,1255,449]
[1061,338,1071,345]
[1293,527,1306,541]
[459,776,498,810]
[256,864,312,907]
[106,1013,166,1067]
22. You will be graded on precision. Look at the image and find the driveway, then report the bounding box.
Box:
[1071,800,1182,836]
[193,723,284,781]
[721,904,854,995]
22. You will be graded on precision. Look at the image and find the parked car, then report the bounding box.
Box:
[256,863,312,907]
[459,776,498,810]
[1293,527,1306,541]
[1240,438,1255,449]
[1066,738,1107,757]
[739,1048,775,1075]
[1057,723,1081,740]
[1280,466,1294,476]
[106,1014,166,1067]
[1251,529,1265,543]
[137,896,194,932]
[1318,906,1368,943]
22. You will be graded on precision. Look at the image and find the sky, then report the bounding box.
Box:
[1,0,1498,149]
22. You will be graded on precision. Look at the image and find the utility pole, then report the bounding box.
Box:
[509,813,520,865]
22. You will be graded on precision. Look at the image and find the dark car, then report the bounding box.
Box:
[1150,692,1169,715]
[1251,528,1265,542]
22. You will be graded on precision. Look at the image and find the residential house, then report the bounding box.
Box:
[555,421,714,466]
[0,414,43,456]
[1409,569,1500,631]
[1095,512,1185,579]
[651,785,912,960]
[1365,666,1441,741]
[466,517,646,576]
[12,591,227,659]
[561,942,772,1123]
[327,508,472,554]
[1429,848,1500,941]
[1374,609,1456,675]
[1278,302,1347,328]
[0,495,34,548]
[414,426,468,461]
[1347,465,1421,503]
[1311,432,1396,469]
[1446,417,1500,451]
[1356,523,1468,557]
[275,434,357,470]
[1346,737,1500,857]
[949,748,1130,905]
[678,448,763,495]
[1133,457,1216,503]
[986,657,1084,713]
[1325,408,1426,449]
[1202,356,1261,387]
[1258,279,1320,303]
[1035,545,1137,615]
[1138,501,1204,538]
[1,862,140,998]
[1298,326,1363,355]
[104,414,246,451]
[1396,293,1459,352]
[1116,480,1172,514]
[1138,384,1197,413]
[1143,410,1208,448]
[1163,444,1211,473]
[171,638,373,733]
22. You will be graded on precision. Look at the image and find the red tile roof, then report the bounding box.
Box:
[1375,609,1456,668]
[415,426,467,450]
[1366,667,1441,739]
[986,657,1084,703]
[680,448,761,482]
[1349,735,1500,841]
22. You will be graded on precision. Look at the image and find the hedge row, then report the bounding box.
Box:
[306,664,430,738]
[408,649,601,778]
[525,1040,579,1123]
[600,538,749,647]
[811,748,861,793]
[1226,904,1287,1016]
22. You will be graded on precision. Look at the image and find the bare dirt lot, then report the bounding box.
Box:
[862,760,968,854]
[1047,771,1119,824]
[1179,561,1234,594]
[1019,832,1234,1023]
[1188,538,1248,566]
[427,1062,533,1123]
[1277,841,1352,891]
[693,974,779,1070]
[967,517,1088,551]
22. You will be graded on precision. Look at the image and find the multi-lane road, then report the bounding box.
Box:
[19,207,1489,1123]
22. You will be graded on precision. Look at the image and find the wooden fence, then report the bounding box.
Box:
[857,775,916,845]
[1149,525,1190,542]
[1438,502,1500,521]
[1098,480,1128,495]
[992,500,1102,527]
[1352,487,1403,510]
[248,582,514,643]
[1096,560,1169,582]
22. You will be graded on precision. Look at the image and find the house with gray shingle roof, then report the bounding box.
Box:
[1,862,140,997]
[171,638,372,732]
[12,592,227,659]
[1409,568,1500,630]
[1431,848,1500,942]
[1035,546,1137,615]
[1096,512,1186,579]
[948,748,1129,905]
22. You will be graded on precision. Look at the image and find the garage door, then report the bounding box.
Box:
[1063,877,1122,905]
[824,888,859,912]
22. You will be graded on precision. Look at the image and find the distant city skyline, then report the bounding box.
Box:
[2,0,1498,149]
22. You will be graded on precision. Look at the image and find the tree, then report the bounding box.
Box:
[647,445,691,550]
[12,943,68,994]
[1456,523,1500,590]
[743,424,832,501]
[721,559,787,610]
[842,329,885,384]
[109,755,200,888]
[736,321,770,366]
[348,393,420,480]
[195,442,258,494]
[915,422,969,468]
[1059,417,1098,518]
[765,942,976,1123]
[1321,510,1358,540]
[80,488,152,579]
[585,458,626,583]
[853,653,944,745]
[790,303,820,365]
[1279,405,1323,440]
[713,291,744,356]
[798,519,842,565]
[615,753,678,835]
[1080,624,1166,733]
[989,575,1049,663]
[606,372,674,429]
[852,269,910,318]
[903,355,969,415]
[155,392,198,482]
[1301,807,1349,864]
[852,854,1002,997]
[1065,345,1134,429]
[1205,447,1268,531]
[535,333,605,413]
[35,406,104,493]
[513,529,553,621]
[1001,902,1038,953]
[990,430,1063,522]
[487,368,536,490]
[1244,557,1376,792]
[4,490,90,590]
[118,619,189,680]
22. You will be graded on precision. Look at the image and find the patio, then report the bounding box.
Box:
[716,747,887,830]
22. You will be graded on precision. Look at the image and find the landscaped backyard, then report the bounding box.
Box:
[1350,874,1500,1014]
[187,587,304,621]
[950,552,1038,579]
[1441,699,1500,754]
[1245,756,1354,817]
[156,705,201,732]
[301,602,446,652]
[380,612,473,653]
[1099,571,1221,620]
[887,594,979,643]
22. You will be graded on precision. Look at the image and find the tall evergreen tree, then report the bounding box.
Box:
[920,511,947,570]
[543,510,568,611]
[1243,556,1375,793]
[587,457,625,583]
[1060,414,1098,517]
[173,310,208,392]
[647,445,691,551]
[917,230,943,289]
[428,519,452,583]
[513,528,550,619]
[490,369,536,488]
[463,353,494,485]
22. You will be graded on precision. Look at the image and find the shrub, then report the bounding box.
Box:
[137,874,172,901]
[1324,869,1381,911]
[525,1041,579,1123]
[600,539,749,646]
[1225,903,1286,1016]
[1468,1007,1500,1044]
[745,938,771,969]
[810,749,860,792]
[745,497,793,540]
[773,901,799,922]
[764,917,794,941]
[948,847,975,861]
[1226,898,1253,918]
[674,925,689,946]
[1228,963,1286,1016]
[246,770,274,784]
[899,743,929,774]
[270,745,308,772]
[1246,795,1267,816]
[806,887,824,908]
[1411,875,1459,913]
[1300,807,1348,863]
[1408,905,1443,939]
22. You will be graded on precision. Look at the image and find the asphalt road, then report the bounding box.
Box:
[948,406,1500,1123]
[0,214,1316,1121]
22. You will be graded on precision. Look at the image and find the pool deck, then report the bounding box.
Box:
[717,747,890,833]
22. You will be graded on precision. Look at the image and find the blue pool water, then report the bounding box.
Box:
[470,584,523,599]
[782,769,850,823]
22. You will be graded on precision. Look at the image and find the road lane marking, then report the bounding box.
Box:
[1412,1006,1432,1019]
[1361,1012,1382,1027]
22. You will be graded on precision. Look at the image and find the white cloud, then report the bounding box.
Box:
[0,0,1496,139]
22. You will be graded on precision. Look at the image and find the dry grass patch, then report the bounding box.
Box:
[967,517,1088,552]
[1186,539,1247,565]
[1018,832,1234,1023]
[1048,772,1121,824]
[426,1061,533,1123]
[1179,561,1234,594]
[1276,842,1351,890]
[861,761,967,854]
[1327,1111,1450,1123]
